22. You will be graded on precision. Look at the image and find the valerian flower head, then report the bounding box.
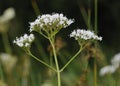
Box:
[29,13,74,37]
[70,29,102,41]
[13,34,35,49]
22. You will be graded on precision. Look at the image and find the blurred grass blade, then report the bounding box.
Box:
[2,33,12,54]
[94,0,98,34]
[0,64,4,81]
[31,0,40,16]
[77,0,93,30]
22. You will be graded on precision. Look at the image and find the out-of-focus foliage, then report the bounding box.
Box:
[0,0,120,86]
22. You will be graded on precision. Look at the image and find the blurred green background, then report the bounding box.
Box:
[0,0,120,86]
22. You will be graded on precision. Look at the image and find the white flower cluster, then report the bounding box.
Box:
[100,53,120,76]
[70,29,102,41]
[13,34,35,48]
[29,13,74,33]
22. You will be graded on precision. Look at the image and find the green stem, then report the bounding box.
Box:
[2,32,12,54]
[88,0,91,30]
[88,9,91,30]
[94,58,97,86]
[77,0,93,30]
[31,0,40,16]
[27,50,56,72]
[39,32,48,39]
[60,46,83,72]
[94,0,98,86]
[80,7,89,28]
[94,0,98,34]
[0,64,4,81]
[115,80,117,86]
[50,52,53,66]
[49,38,61,86]
[30,70,37,86]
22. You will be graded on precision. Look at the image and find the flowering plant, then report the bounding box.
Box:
[13,13,102,86]
[13,34,35,49]
[30,13,74,38]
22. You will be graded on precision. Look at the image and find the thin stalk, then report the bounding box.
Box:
[31,0,40,16]
[94,0,98,34]
[88,0,91,30]
[27,50,56,72]
[115,80,117,86]
[0,64,4,81]
[49,52,54,84]
[30,71,37,86]
[77,0,93,29]
[94,0,98,86]
[21,78,28,86]
[49,38,61,86]
[39,32,48,39]
[88,9,91,30]
[80,7,89,28]
[50,52,53,66]
[94,58,97,86]
[2,32,12,54]
[60,47,83,72]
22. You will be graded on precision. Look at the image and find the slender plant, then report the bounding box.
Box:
[94,0,98,86]
[13,13,102,86]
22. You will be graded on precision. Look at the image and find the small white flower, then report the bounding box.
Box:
[13,34,35,48]
[29,13,74,35]
[111,53,120,68]
[67,19,74,25]
[70,29,102,41]
[99,65,117,76]
[25,43,30,47]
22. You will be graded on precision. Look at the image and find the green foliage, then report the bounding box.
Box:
[0,0,120,86]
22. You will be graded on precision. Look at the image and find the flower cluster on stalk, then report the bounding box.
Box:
[13,13,103,53]
[70,29,102,41]
[13,34,35,48]
[30,13,74,37]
